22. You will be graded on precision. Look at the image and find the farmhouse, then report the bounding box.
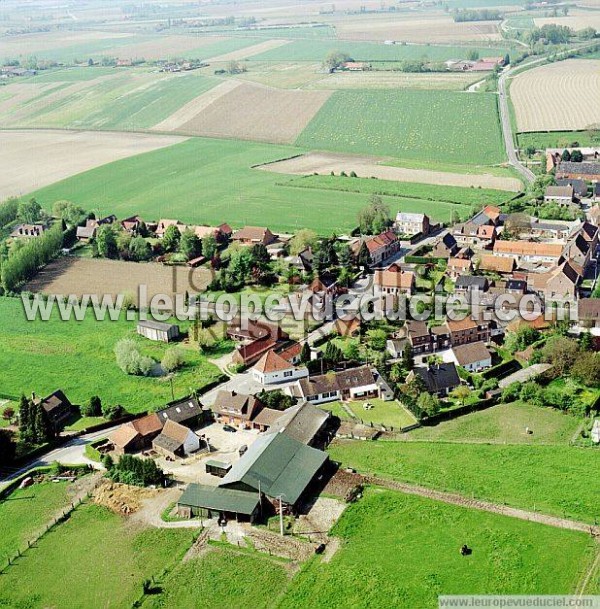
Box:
[455,275,489,294]
[450,341,492,372]
[556,179,588,199]
[529,260,581,301]
[252,350,308,385]
[395,212,430,236]
[121,215,144,234]
[212,390,268,429]
[33,390,74,432]
[409,363,461,397]
[110,413,163,454]
[373,263,416,296]
[152,419,201,458]
[341,61,371,71]
[10,223,47,239]
[556,161,600,181]
[231,226,277,246]
[156,395,208,430]
[155,219,185,238]
[219,431,329,514]
[137,320,180,342]
[354,230,401,266]
[544,185,574,205]
[493,241,564,265]
[432,233,458,258]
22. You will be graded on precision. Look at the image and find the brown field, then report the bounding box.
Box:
[175,81,331,144]
[228,61,325,89]
[511,59,600,132]
[533,10,600,31]
[24,257,212,308]
[336,13,502,43]
[0,129,186,200]
[151,80,241,131]
[204,39,291,62]
[258,151,523,191]
[308,70,482,90]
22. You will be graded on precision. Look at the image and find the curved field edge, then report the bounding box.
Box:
[327,441,600,524]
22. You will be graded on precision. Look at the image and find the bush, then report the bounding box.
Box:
[114,339,155,376]
[81,395,102,417]
[108,454,163,487]
[161,347,185,373]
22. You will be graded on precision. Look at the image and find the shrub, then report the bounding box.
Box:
[114,339,155,376]
[161,347,185,373]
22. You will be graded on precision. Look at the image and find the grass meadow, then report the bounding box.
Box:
[0,503,195,609]
[0,480,72,562]
[406,402,582,445]
[0,297,222,413]
[296,90,506,165]
[517,130,600,150]
[29,137,476,234]
[328,441,600,523]
[147,545,290,609]
[279,489,595,609]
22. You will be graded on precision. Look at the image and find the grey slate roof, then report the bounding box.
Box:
[413,363,461,394]
[265,402,330,445]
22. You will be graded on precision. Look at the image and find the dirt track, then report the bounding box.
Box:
[0,129,186,200]
[258,151,522,191]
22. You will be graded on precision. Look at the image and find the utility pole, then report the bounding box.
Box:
[278,495,284,536]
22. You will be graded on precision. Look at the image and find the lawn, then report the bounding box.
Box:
[0,297,223,413]
[406,402,581,445]
[0,503,195,609]
[284,174,515,207]
[343,399,418,430]
[252,40,512,63]
[296,90,506,165]
[146,545,290,609]
[328,441,600,523]
[0,480,72,562]
[28,137,467,234]
[517,130,600,150]
[279,489,596,608]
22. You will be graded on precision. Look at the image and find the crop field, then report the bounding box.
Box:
[0,296,222,413]
[0,480,73,561]
[221,61,325,89]
[328,441,600,523]
[533,11,600,31]
[406,402,581,444]
[0,129,186,201]
[262,153,521,191]
[28,138,491,233]
[296,90,506,165]
[204,38,291,62]
[3,71,219,131]
[335,13,502,43]
[511,60,600,132]
[173,82,332,144]
[23,257,212,307]
[279,489,595,608]
[147,546,290,609]
[251,39,512,63]
[0,503,195,609]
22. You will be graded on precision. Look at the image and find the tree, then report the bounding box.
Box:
[357,195,391,235]
[541,336,579,377]
[344,341,360,362]
[179,229,201,260]
[102,454,114,471]
[96,225,118,259]
[417,393,441,417]
[202,233,218,260]
[227,60,244,74]
[323,51,351,72]
[561,149,571,162]
[451,385,471,406]
[257,389,296,411]
[572,352,600,387]
[366,328,387,351]
[324,341,343,364]
[128,236,152,262]
[81,395,102,417]
[337,244,353,268]
[0,430,16,466]
[289,229,318,256]
[357,241,372,268]
[467,49,479,61]
[401,343,414,371]
[300,341,311,364]
[503,53,510,66]
[18,394,32,442]
[114,339,155,376]
[2,406,15,425]
[101,402,125,421]
[504,326,540,352]
[17,197,42,224]
[52,200,86,226]
[570,149,583,162]
[162,225,180,253]
[161,347,185,372]
[580,331,593,351]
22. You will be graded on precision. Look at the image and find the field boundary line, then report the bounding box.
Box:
[365,475,600,535]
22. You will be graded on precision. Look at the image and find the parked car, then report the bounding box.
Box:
[315,543,326,555]
[223,424,237,433]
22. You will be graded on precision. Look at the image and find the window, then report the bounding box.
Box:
[284,371,293,377]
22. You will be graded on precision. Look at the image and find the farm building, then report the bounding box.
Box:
[137,320,180,342]
[544,185,574,205]
[10,223,47,239]
[395,212,430,236]
[33,389,74,432]
[152,419,201,459]
[556,161,600,181]
[156,395,209,430]
[231,226,277,246]
[212,390,270,429]
[110,413,163,454]
[264,401,330,447]
[177,484,261,522]
[205,459,232,478]
[373,263,416,297]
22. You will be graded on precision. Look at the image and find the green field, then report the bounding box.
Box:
[0,480,72,561]
[326,399,418,429]
[252,40,512,63]
[0,503,195,609]
[0,297,222,413]
[406,402,581,445]
[284,174,515,206]
[10,72,218,131]
[328,441,600,523]
[296,90,506,165]
[517,130,600,150]
[28,137,472,233]
[27,67,122,82]
[147,545,290,609]
[279,489,595,608]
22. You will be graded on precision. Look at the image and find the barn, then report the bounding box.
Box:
[137,320,180,342]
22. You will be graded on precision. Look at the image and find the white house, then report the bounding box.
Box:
[252,350,308,385]
[395,212,430,236]
[449,341,492,372]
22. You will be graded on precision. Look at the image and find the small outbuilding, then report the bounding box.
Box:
[177,483,261,522]
[137,320,180,342]
[152,419,201,458]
